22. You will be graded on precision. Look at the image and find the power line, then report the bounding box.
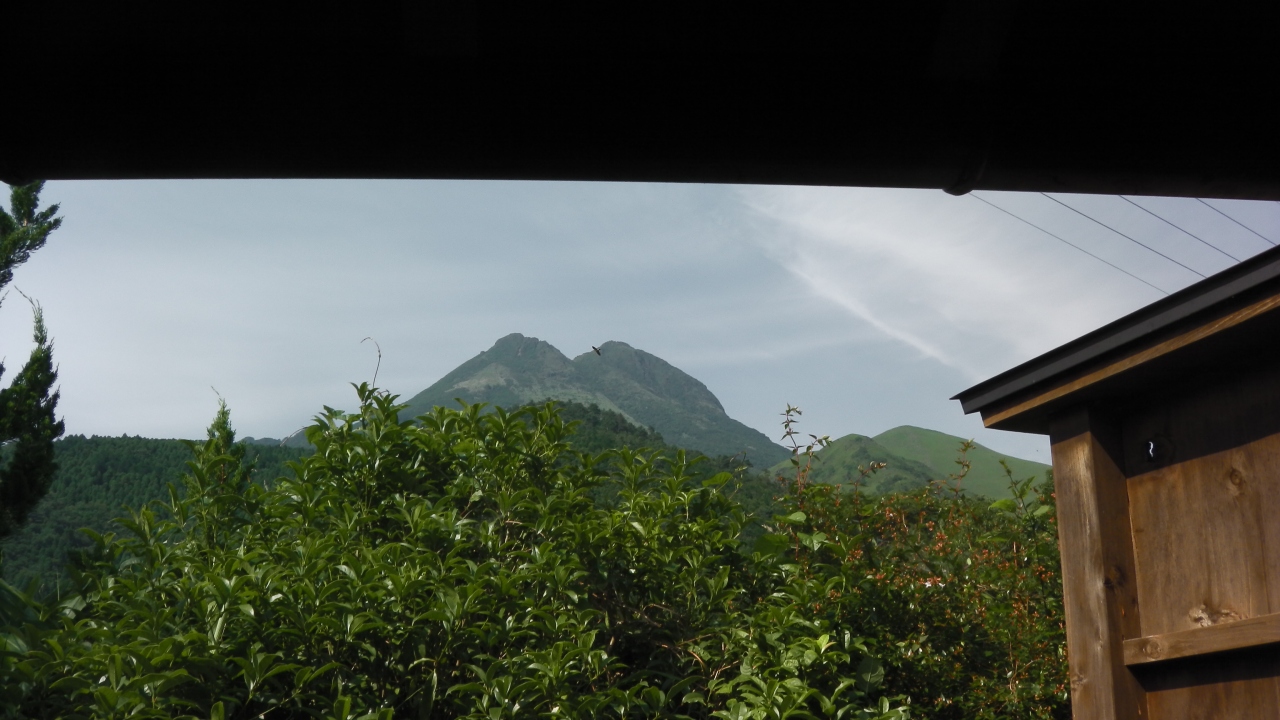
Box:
[1119,196,1240,262]
[972,194,1168,295]
[1041,193,1206,278]
[1195,198,1277,247]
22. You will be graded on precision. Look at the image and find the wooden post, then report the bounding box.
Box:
[1050,406,1146,720]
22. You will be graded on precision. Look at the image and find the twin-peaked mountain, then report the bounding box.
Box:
[399,333,792,467]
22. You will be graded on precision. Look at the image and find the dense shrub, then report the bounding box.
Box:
[0,387,906,719]
[770,441,1069,719]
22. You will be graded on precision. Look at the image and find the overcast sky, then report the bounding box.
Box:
[2,180,1277,463]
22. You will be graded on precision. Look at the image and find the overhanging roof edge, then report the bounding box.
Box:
[953,244,1280,416]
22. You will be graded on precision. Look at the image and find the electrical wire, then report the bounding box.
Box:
[1041,193,1206,278]
[972,194,1168,295]
[1195,198,1277,247]
[1119,196,1240,262]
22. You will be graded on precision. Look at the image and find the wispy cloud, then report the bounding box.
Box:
[738,186,1171,381]
[785,263,959,370]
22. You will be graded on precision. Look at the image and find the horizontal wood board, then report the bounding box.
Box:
[1124,612,1280,665]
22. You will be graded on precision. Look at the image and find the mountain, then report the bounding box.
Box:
[402,334,615,418]
[400,334,791,467]
[768,434,937,495]
[872,426,1050,499]
[769,426,1051,499]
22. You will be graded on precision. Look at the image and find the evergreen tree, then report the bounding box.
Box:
[0,181,64,540]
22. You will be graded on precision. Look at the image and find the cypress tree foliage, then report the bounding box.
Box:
[0,182,64,541]
[0,183,62,290]
[185,398,255,494]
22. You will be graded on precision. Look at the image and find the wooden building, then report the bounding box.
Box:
[955,245,1280,718]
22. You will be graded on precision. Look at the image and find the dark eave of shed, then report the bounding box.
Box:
[2,2,1279,199]
[954,244,1280,433]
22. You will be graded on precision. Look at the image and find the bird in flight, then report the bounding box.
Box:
[592,346,602,355]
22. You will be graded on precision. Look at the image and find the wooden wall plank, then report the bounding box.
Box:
[1127,430,1280,638]
[1124,612,1280,665]
[1263,440,1280,622]
[1138,646,1280,719]
[1050,407,1146,720]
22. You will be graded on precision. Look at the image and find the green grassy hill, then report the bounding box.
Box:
[768,434,937,494]
[768,426,1051,499]
[872,426,1050,499]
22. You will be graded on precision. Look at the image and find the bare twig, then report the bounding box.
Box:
[361,337,382,389]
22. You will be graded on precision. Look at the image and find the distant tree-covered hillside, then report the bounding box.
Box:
[0,435,310,591]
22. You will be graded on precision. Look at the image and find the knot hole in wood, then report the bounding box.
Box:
[1226,467,1247,497]
[1103,563,1127,592]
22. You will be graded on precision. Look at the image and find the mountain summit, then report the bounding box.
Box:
[400,334,790,466]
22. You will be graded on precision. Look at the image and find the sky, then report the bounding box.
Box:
[2,180,1277,464]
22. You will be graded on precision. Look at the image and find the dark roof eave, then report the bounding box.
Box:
[953,243,1280,417]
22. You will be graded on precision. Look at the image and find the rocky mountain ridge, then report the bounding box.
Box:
[399,333,791,466]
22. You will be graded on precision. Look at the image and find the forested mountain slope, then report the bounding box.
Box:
[0,436,310,589]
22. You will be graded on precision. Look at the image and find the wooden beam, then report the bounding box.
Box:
[1124,612,1280,666]
[1050,407,1147,720]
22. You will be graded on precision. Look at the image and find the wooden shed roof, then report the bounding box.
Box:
[954,244,1280,434]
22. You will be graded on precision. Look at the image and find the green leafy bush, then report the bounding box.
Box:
[1,387,905,719]
[766,436,1069,720]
